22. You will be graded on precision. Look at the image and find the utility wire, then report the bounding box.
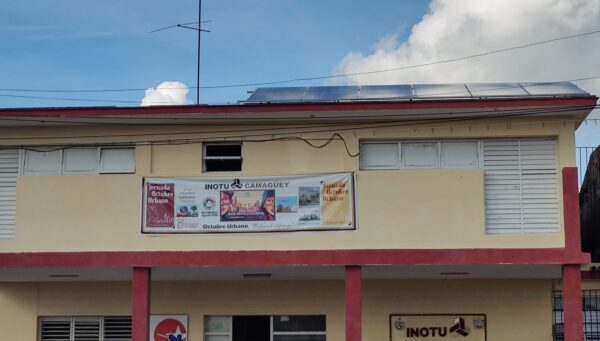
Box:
[1,29,600,93]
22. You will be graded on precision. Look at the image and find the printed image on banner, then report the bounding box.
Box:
[142,173,354,233]
[149,315,188,341]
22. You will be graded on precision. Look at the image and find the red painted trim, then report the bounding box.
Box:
[345,266,362,341]
[0,97,595,118]
[132,267,151,341]
[563,265,583,341]
[563,168,582,253]
[0,248,589,268]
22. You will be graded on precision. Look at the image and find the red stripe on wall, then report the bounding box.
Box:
[0,248,589,268]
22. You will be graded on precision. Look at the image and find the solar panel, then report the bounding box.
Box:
[359,85,413,100]
[520,82,589,96]
[243,82,590,103]
[246,87,307,103]
[466,83,529,97]
[413,84,471,98]
[302,86,359,102]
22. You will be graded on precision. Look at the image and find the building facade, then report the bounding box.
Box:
[0,83,596,341]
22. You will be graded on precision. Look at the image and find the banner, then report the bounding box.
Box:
[143,173,355,233]
[390,315,486,341]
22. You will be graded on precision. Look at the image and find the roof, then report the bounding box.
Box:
[0,82,595,126]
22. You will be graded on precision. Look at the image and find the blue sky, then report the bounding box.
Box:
[0,0,429,106]
[0,0,598,146]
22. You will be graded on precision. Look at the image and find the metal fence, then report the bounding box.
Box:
[578,147,597,188]
[553,290,600,341]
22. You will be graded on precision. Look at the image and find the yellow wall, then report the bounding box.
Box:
[0,117,577,252]
[0,279,553,341]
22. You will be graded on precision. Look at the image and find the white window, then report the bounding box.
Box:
[203,143,242,172]
[38,316,131,341]
[359,143,399,169]
[24,147,135,175]
[204,315,326,341]
[401,142,439,168]
[483,139,559,234]
[360,141,480,170]
[0,149,20,239]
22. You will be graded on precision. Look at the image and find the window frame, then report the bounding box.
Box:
[203,143,243,172]
[38,315,132,341]
[359,140,483,171]
[203,315,326,341]
[22,146,135,176]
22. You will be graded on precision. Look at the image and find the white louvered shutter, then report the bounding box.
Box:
[0,149,19,239]
[40,318,71,341]
[103,317,132,341]
[73,317,101,341]
[483,139,559,234]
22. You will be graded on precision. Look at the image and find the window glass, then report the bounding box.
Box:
[205,316,231,333]
[359,144,398,170]
[401,143,438,168]
[24,150,62,175]
[99,148,135,173]
[273,316,326,332]
[441,142,479,168]
[62,148,98,174]
[204,144,242,172]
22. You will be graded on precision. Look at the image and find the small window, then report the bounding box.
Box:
[359,143,398,170]
[23,147,135,175]
[100,148,135,173]
[401,142,438,168]
[204,144,242,172]
[39,316,131,341]
[24,149,62,175]
[441,141,479,168]
[63,148,98,174]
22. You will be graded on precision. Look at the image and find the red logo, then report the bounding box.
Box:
[153,318,187,341]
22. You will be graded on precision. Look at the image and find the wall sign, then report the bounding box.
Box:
[390,314,486,341]
[150,315,188,341]
[143,173,355,233]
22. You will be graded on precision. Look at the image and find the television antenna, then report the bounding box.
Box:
[150,0,210,105]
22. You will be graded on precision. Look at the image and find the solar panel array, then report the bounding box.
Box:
[244,82,589,103]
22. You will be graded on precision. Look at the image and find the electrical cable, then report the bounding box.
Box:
[7,108,596,157]
[0,29,600,93]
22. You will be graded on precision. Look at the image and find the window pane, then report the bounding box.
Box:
[359,144,398,169]
[401,143,438,168]
[24,150,61,175]
[40,318,71,341]
[205,159,242,172]
[273,316,326,332]
[205,316,231,333]
[441,142,479,168]
[100,148,135,173]
[205,144,241,157]
[206,336,230,341]
[273,335,326,341]
[63,148,98,174]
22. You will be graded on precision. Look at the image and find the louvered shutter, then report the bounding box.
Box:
[483,139,559,234]
[40,318,71,341]
[103,317,132,341]
[73,317,101,341]
[0,149,19,239]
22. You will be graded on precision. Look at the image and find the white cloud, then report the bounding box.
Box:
[331,0,600,147]
[140,81,191,106]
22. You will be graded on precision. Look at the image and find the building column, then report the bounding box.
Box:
[345,265,362,341]
[132,267,151,341]
[563,265,583,341]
